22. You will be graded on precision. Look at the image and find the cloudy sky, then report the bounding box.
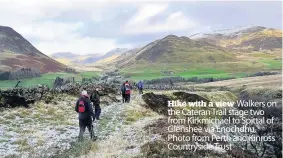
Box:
[0,0,282,55]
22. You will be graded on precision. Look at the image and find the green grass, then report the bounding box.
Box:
[121,60,281,81]
[0,71,101,89]
[78,71,100,78]
[259,60,282,69]
[174,69,229,78]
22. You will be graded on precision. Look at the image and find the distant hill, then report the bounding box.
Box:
[0,26,67,73]
[87,48,129,64]
[190,26,282,51]
[52,48,129,65]
[51,52,80,59]
[115,35,234,68]
[51,52,95,65]
[103,48,128,58]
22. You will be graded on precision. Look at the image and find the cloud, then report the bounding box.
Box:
[122,4,198,34]
[126,4,168,26]
[0,0,281,55]
[0,0,131,55]
[18,21,84,41]
[18,19,129,55]
[36,36,131,55]
[17,21,132,55]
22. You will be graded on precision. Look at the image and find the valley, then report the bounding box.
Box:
[0,25,282,88]
[0,24,282,158]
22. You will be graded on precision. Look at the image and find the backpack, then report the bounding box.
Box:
[138,82,143,88]
[78,100,86,113]
[125,83,131,91]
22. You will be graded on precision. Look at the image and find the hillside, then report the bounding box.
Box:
[190,26,282,51]
[0,26,67,73]
[113,26,281,80]
[87,48,128,64]
[93,48,139,69]
[51,52,97,65]
[116,35,233,68]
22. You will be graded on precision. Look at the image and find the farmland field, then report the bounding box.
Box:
[120,59,281,81]
[0,71,100,89]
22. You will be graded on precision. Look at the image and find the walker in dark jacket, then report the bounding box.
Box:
[75,90,95,140]
[90,89,101,120]
[121,83,126,103]
[137,81,143,94]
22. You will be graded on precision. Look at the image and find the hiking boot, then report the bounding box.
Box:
[92,136,98,141]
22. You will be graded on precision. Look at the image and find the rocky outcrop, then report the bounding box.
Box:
[53,77,74,88]
[173,91,210,103]
[142,93,172,115]
[141,92,212,115]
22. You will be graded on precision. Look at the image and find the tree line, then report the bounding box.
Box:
[0,68,41,80]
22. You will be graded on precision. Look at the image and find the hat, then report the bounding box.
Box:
[81,90,88,96]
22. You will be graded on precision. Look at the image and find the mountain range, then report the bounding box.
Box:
[0,25,281,77]
[112,26,282,68]
[0,26,66,73]
[51,48,128,65]
[190,26,282,51]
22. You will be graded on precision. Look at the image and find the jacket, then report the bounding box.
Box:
[90,91,100,105]
[137,81,143,89]
[121,83,126,94]
[75,96,95,120]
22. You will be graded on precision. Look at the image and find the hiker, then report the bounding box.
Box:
[137,80,143,94]
[169,79,174,87]
[120,83,126,103]
[75,90,96,141]
[124,80,131,103]
[90,88,101,120]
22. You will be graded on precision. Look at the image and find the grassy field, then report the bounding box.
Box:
[0,71,100,89]
[78,71,100,78]
[259,59,282,69]
[121,59,281,81]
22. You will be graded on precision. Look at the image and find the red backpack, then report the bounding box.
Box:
[78,100,86,113]
[125,82,131,94]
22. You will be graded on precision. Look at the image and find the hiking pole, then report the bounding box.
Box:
[14,81,21,88]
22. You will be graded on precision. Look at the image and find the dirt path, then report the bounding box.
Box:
[79,94,162,158]
[0,93,161,158]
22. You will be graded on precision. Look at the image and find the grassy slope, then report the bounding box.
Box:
[118,32,282,81]
[219,28,282,47]
[189,74,282,89]
[121,55,281,81]
[95,54,120,64]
